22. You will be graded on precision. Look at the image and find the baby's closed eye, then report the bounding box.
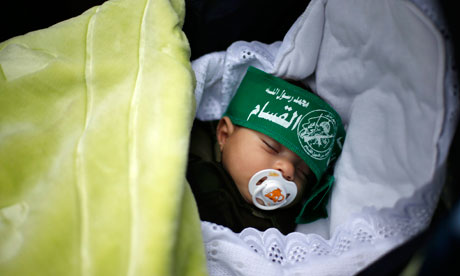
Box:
[261,139,280,153]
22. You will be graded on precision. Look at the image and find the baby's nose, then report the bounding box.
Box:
[274,159,295,181]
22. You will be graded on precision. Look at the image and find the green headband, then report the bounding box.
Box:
[224,66,346,223]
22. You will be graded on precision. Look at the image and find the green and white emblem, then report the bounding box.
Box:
[297,110,338,160]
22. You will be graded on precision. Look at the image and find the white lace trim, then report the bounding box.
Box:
[202,176,444,275]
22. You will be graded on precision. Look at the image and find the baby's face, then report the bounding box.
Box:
[220,124,312,207]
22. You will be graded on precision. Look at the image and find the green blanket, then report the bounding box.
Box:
[0,0,206,275]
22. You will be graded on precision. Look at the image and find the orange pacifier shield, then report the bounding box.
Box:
[248,169,297,210]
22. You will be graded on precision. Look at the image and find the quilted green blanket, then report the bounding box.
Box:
[0,0,206,275]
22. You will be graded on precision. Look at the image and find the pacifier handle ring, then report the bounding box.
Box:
[249,169,297,211]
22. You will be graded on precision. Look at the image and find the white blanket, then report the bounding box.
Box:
[192,0,458,274]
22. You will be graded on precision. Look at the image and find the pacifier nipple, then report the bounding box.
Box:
[248,169,298,211]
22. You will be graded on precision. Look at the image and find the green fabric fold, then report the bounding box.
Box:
[0,0,207,275]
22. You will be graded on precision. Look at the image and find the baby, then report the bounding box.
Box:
[187,66,345,234]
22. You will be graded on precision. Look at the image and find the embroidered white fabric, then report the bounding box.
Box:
[193,0,459,275]
[202,180,443,276]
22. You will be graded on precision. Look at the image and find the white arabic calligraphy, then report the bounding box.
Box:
[265,87,310,108]
[247,101,301,129]
[265,88,278,95]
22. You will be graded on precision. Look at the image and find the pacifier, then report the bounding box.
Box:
[248,169,298,210]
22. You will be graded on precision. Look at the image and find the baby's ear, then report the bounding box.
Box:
[216,116,235,151]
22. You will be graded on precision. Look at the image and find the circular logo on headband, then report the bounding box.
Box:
[297,110,337,160]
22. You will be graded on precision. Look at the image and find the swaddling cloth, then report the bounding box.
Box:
[249,169,297,210]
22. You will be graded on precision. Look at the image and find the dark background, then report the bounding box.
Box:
[1,0,308,60]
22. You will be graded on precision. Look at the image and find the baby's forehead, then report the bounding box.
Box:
[250,128,279,143]
[237,125,276,141]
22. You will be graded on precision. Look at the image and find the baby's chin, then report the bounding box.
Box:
[239,189,254,205]
[242,193,254,205]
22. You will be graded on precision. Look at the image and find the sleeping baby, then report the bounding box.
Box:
[186,66,345,234]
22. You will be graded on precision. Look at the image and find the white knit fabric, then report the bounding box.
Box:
[193,0,459,275]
